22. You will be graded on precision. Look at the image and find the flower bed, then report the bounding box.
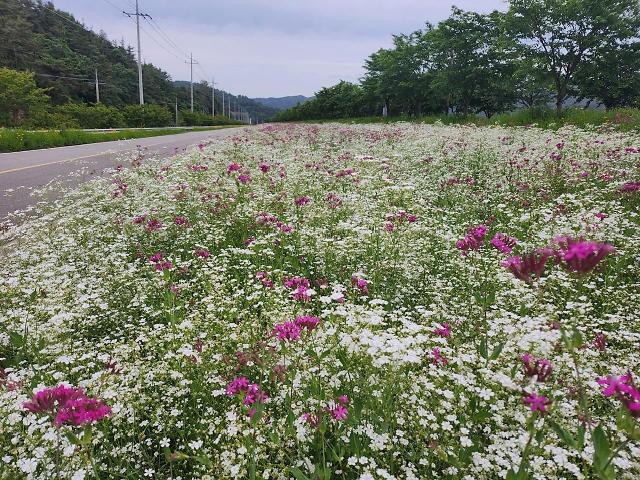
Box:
[1,123,639,479]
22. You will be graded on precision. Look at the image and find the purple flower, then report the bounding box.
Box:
[597,374,640,417]
[521,353,553,382]
[294,315,320,332]
[227,162,242,174]
[431,348,448,366]
[225,377,250,396]
[491,233,518,255]
[433,323,451,338]
[523,392,550,414]
[456,225,488,255]
[23,385,111,427]
[272,321,302,341]
[330,405,348,421]
[502,248,553,284]
[294,196,310,207]
[555,237,615,274]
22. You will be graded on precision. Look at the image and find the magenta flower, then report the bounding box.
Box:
[227,162,242,174]
[433,323,451,338]
[523,392,550,414]
[384,222,395,232]
[145,218,163,232]
[620,182,640,193]
[325,193,343,209]
[190,164,208,172]
[294,315,320,332]
[294,196,310,207]
[195,248,210,259]
[330,405,348,421]
[302,412,321,427]
[149,252,164,263]
[284,277,310,290]
[23,385,111,427]
[554,237,615,274]
[174,216,190,227]
[54,397,112,427]
[337,395,349,405]
[431,348,448,366]
[521,353,553,382]
[291,286,311,302]
[351,275,369,295]
[592,333,607,352]
[456,225,488,255]
[259,163,271,173]
[132,214,147,224]
[226,377,250,396]
[272,321,302,341]
[597,374,640,417]
[501,248,553,284]
[491,233,518,255]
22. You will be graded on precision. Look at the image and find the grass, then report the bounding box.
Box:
[295,107,640,132]
[0,125,242,153]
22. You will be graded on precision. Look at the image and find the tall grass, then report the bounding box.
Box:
[0,126,238,153]
[301,107,640,132]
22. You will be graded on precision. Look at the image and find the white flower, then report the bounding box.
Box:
[71,469,86,480]
[159,438,170,448]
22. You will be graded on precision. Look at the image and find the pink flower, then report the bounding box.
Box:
[294,315,320,332]
[272,321,302,341]
[502,248,553,284]
[225,377,250,396]
[227,162,242,174]
[330,405,348,421]
[456,225,488,255]
[259,163,271,173]
[326,193,342,209]
[523,392,550,414]
[302,412,320,427]
[592,332,607,352]
[431,348,448,366]
[620,182,640,193]
[174,216,190,227]
[554,237,615,274]
[433,323,451,338]
[133,215,147,224]
[597,374,640,417]
[351,275,369,295]
[195,248,210,259]
[521,353,553,382]
[291,286,312,302]
[490,233,518,255]
[145,218,163,232]
[53,397,112,427]
[294,196,310,207]
[337,395,349,405]
[23,385,111,427]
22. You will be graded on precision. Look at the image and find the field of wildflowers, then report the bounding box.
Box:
[0,123,639,479]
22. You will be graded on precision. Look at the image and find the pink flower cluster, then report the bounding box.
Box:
[272,316,321,341]
[325,193,343,209]
[189,164,208,172]
[456,225,488,255]
[433,323,451,338]
[256,271,275,288]
[294,196,311,207]
[23,385,111,427]
[620,182,640,193]
[256,212,295,235]
[598,373,640,417]
[149,252,173,272]
[302,395,349,427]
[490,233,518,255]
[384,210,417,232]
[501,248,553,284]
[225,377,269,418]
[521,353,553,382]
[523,391,550,414]
[555,237,615,274]
[195,248,210,259]
[284,276,312,301]
[351,275,369,295]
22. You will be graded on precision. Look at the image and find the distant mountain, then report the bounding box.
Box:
[252,96,311,111]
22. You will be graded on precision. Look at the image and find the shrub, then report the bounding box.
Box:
[122,104,173,128]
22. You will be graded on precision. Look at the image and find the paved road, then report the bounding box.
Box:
[0,127,245,223]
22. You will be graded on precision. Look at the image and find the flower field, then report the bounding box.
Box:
[1,123,639,479]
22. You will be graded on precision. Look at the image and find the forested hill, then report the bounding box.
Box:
[0,0,278,120]
[252,96,310,110]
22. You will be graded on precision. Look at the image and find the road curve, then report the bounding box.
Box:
[0,127,246,223]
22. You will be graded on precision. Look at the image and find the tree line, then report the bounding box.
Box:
[276,0,640,121]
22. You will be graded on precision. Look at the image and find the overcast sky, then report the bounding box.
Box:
[50,0,506,98]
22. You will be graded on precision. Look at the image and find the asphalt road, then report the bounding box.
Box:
[0,127,245,223]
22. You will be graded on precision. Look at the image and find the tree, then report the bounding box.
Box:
[507,0,640,113]
[0,67,50,126]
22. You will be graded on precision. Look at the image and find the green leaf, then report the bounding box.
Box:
[592,425,615,479]
[289,467,310,480]
[490,341,505,360]
[548,420,576,449]
[64,430,80,446]
[195,455,213,467]
[478,338,488,360]
[9,331,25,348]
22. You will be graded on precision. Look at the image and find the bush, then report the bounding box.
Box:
[22,110,80,130]
[122,104,173,128]
[179,110,241,126]
[56,104,126,129]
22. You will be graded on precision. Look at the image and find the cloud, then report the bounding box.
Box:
[51,0,506,97]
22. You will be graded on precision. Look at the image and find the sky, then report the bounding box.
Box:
[50,0,506,98]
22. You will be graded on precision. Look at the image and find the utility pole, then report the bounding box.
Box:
[185,53,198,113]
[175,96,178,126]
[95,68,100,103]
[211,77,217,117]
[222,91,225,118]
[123,1,150,105]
